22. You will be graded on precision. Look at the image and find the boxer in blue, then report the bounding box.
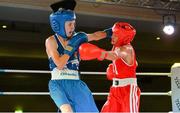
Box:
[45,0,113,112]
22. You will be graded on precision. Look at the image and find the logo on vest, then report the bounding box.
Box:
[175,98,180,111]
[174,77,180,89]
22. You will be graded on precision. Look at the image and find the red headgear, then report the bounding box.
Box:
[112,22,136,47]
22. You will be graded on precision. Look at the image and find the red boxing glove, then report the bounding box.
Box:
[79,43,107,61]
[106,63,115,80]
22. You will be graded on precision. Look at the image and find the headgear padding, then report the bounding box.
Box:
[112,22,136,47]
[49,9,76,39]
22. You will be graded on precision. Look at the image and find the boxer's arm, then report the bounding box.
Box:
[79,43,118,61]
[45,36,70,70]
[86,28,112,41]
[46,32,88,70]
[64,32,88,56]
[87,31,107,41]
[104,51,118,61]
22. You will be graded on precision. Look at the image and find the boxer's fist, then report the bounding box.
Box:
[79,43,107,61]
[106,63,115,80]
[64,32,88,56]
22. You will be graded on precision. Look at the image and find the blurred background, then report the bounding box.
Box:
[0,0,180,112]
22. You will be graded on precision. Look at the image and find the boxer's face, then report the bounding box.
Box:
[111,33,119,45]
[65,20,76,39]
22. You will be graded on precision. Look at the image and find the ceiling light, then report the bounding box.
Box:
[2,25,7,29]
[156,37,160,40]
[163,25,174,35]
[163,14,176,35]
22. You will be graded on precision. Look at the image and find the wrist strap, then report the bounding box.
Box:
[104,28,112,39]
[98,51,108,61]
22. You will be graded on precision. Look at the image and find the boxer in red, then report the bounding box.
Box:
[79,22,141,113]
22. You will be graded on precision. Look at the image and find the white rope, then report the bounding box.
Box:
[0,91,171,96]
[0,92,49,96]
[136,72,170,76]
[0,69,171,76]
[0,69,50,74]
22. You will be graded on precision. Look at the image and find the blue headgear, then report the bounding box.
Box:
[49,9,76,39]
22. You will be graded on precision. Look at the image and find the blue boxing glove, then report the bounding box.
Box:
[104,28,112,39]
[64,32,88,56]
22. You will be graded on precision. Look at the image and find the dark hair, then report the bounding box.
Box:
[50,0,76,12]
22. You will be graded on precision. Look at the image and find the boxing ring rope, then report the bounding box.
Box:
[0,69,171,76]
[0,91,172,96]
[1,67,179,112]
[1,63,180,112]
[0,69,172,96]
